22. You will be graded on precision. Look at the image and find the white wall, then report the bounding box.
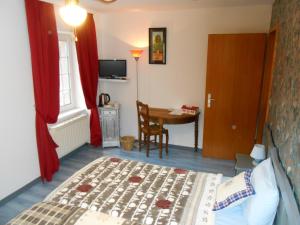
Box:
[0,2,272,201]
[0,2,89,201]
[0,0,39,200]
[95,5,272,148]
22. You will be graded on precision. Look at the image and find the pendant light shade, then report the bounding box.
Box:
[60,0,87,27]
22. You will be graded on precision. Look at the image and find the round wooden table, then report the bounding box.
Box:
[148,108,200,157]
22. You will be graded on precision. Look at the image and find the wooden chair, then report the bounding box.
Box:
[136,101,169,158]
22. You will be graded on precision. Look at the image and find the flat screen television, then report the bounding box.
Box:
[99,59,127,78]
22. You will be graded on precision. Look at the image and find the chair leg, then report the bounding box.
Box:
[166,130,169,156]
[146,135,150,157]
[159,133,163,159]
[138,131,142,152]
[154,135,157,145]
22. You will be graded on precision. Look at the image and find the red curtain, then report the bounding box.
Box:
[76,14,102,147]
[25,0,60,181]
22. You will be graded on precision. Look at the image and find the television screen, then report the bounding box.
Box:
[99,60,127,78]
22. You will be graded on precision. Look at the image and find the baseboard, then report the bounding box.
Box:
[0,144,90,207]
[133,140,201,152]
[59,143,90,160]
[0,176,41,207]
[168,144,202,152]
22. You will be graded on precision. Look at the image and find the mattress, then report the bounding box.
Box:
[45,156,222,225]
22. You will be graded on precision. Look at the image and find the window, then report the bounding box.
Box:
[59,40,72,107]
[58,33,77,111]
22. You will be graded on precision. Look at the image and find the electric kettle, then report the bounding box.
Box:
[99,93,110,107]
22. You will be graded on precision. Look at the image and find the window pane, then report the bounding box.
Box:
[60,58,69,75]
[60,90,71,106]
[61,75,70,91]
[64,93,71,105]
[60,93,64,107]
[58,40,72,108]
[59,75,63,92]
[59,41,68,57]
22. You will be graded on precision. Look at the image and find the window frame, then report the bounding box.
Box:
[58,32,77,112]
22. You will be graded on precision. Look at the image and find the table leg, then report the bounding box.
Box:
[194,115,199,152]
[159,119,163,159]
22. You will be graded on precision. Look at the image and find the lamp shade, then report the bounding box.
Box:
[60,0,87,27]
[250,144,266,160]
[130,49,144,60]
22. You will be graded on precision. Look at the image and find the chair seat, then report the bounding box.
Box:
[142,124,168,135]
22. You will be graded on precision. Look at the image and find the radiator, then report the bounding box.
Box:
[49,114,89,158]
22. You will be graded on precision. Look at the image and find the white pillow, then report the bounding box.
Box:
[213,170,255,211]
[244,158,279,225]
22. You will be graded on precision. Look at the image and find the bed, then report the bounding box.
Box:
[6,130,300,225]
[7,157,221,225]
[44,157,222,225]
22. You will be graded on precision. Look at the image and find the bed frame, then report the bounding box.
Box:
[266,128,300,225]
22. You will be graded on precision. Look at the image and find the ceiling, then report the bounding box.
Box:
[50,0,274,13]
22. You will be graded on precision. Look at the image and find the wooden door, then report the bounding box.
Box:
[202,34,266,160]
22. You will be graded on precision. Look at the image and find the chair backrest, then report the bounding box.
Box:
[136,101,150,130]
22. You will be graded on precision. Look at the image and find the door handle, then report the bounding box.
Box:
[207,93,215,108]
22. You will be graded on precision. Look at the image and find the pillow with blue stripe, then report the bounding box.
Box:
[213,170,255,211]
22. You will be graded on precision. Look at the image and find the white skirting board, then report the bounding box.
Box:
[49,113,89,158]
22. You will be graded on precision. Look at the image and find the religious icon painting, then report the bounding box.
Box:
[149,28,167,64]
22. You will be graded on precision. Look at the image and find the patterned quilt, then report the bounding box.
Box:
[6,157,221,225]
[44,157,222,225]
[7,201,138,225]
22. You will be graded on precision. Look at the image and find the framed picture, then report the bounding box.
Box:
[149,28,167,64]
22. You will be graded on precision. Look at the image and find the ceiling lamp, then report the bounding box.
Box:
[60,0,87,27]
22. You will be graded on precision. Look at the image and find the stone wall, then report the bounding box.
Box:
[269,0,300,205]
